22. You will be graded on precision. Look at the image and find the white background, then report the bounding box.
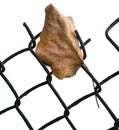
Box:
[0,0,119,129]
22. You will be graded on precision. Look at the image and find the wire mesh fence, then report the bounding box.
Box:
[0,18,119,130]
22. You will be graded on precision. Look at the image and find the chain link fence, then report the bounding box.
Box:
[0,18,119,130]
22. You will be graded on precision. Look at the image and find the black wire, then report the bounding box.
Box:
[65,116,77,130]
[0,69,19,100]
[68,92,95,110]
[100,71,119,86]
[16,107,34,130]
[23,22,36,48]
[105,17,119,52]
[38,115,65,130]
[75,30,87,59]
[81,64,101,92]
[0,105,15,115]
[47,77,69,117]
[19,81,48,99]
[2,48,29,64]
[96,93,119,124]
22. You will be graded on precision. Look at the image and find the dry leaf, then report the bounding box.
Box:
[35,4,83,79]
